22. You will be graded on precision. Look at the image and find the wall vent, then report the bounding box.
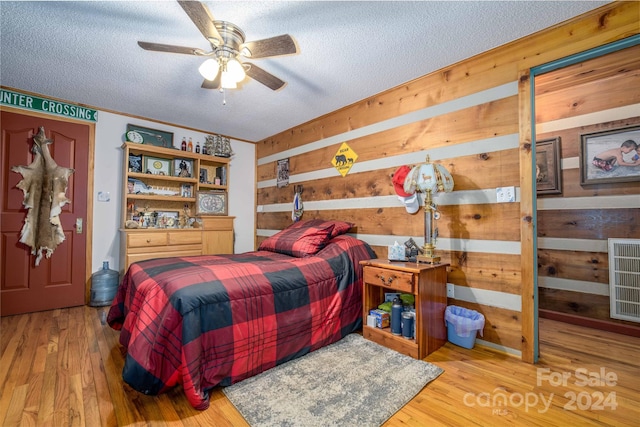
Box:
[609,238,640,323]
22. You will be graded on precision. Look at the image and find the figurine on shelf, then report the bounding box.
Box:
[204,134,215,156]
[215,135,234,158]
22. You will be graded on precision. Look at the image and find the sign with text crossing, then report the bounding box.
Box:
[0,88,98,122]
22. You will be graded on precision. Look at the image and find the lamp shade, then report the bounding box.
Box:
[416,163,454,194]
[220,71,238,89]
[226,58,246,82]
[198,58,219,81]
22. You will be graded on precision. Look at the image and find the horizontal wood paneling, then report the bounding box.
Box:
[535,40,640,333]
[258,97,519,181]
[537,208,640,239]
[538,248,608,283]
[257,203,522,242]
[442,252,522,295]
[256,2,640,356]
[535,44,640,95]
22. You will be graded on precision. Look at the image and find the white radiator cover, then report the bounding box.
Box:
[608,238,640,323]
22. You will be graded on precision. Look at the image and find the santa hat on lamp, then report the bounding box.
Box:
[392,165,419,214]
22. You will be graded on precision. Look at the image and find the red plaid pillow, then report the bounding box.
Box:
[287,219,354,238]
[258,223,336,257]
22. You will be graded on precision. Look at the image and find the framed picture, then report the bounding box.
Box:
[580,125,640,185]
[174,158,193,178]
[156,211,179,228]
[196,190,227,216]
[128,153,142,173]
[126,124,174,148]
[535,137,562,194]
[143,156,171,176]
[181,183,193,198]
[199,168,208,184]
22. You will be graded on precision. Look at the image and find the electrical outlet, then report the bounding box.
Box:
[446,283,455,298]
[496,186,516,203]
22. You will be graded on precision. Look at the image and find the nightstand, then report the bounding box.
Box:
[360,259,449,359]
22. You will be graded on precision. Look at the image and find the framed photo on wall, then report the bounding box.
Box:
[126,124,174,148]
[535,137,562,194]
[174,158,193,178]
[181,183,193,198]
[143,156,171,176]
[128,153,143,173]
[196,190,227,216]
[580,125,640,185]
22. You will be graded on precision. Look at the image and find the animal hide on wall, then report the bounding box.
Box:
[12,126,74,266]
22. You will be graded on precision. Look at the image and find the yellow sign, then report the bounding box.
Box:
[331,142,358,177]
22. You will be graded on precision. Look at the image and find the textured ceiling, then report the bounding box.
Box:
[1,1,609,142]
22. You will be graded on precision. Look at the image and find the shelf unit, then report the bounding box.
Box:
[119,142,234,272]
[360,259,448,359]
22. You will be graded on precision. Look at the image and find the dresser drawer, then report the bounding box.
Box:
[127,232,168,248]
[363,266,414,293]
[168,231,201,245]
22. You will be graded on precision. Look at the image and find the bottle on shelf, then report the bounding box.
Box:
[195,141,201,154]
[181,137,187,151]
[188,137,193,152]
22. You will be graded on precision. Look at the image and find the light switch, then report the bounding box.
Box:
[97,191,110,202]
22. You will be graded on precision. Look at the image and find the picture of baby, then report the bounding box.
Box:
[592,139,638,171]
[582,126,640,185]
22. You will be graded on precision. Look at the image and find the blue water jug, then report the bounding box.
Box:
[391,297,403,335]
[89,261,119,307]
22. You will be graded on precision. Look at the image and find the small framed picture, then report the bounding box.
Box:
[199,168,208,184]
[143,156,171,176]
[535,137,562,194]
[580,125,640,185]
[128,153,142,173]
[196,190,227,216]
[156,211,179,228]
[126,124,174,148]
[174,158,193,178]
[181,183,193,198]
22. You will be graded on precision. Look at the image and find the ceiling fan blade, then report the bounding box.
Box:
[240,34,297,59]
[245,63,286,91]
[177,0,223,46]
[138,41,204,55]
[201,73,221,90]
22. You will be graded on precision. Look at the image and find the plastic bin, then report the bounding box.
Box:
[445,305,485,349]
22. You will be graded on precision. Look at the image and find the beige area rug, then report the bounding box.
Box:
[223,333,444,427]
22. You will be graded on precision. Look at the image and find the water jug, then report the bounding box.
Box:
[391,297,403,335]
[402,311,414,339]
[89,261,119,307]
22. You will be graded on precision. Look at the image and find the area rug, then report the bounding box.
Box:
[223,333,444,427]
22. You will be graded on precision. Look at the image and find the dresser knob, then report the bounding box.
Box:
[146,239,151,243]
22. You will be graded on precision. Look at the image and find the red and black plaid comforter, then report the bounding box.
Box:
[107,235,375,410]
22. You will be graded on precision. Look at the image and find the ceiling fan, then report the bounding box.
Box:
[138,0,298,91]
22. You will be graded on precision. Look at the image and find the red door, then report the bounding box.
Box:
[1,111,89,316]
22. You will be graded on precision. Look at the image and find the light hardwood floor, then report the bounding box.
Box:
[1,306,638,426]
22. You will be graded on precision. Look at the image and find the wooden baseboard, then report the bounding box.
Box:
[539,309,640,338]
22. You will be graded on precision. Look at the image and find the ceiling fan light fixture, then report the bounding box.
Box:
[198,58,219,81]
[226,58,246,82]
[220,71,238,89]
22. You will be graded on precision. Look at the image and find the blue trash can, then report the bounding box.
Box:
[444,306,485,349]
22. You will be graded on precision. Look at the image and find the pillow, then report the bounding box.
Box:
[258,222,335,257]
[287,219,354,239]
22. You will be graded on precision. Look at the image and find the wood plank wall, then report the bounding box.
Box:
[255,2,640,360]
[535,44,640,336]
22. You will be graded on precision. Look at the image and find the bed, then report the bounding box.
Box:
[107,220,375,410]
